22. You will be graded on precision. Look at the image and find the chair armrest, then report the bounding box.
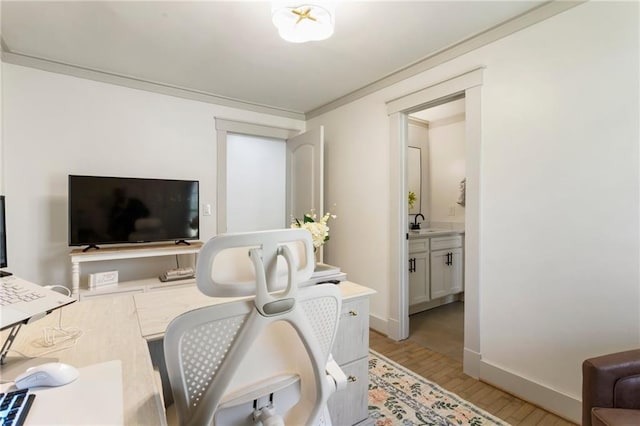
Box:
[325,355,347,392]
[582,349,640,426]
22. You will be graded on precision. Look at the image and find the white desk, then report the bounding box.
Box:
[1,281,374,425]
[0,295,164,424]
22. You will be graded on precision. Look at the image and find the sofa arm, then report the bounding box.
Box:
[582,349,640,426]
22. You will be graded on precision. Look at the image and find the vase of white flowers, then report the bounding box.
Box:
[291,209,336,267]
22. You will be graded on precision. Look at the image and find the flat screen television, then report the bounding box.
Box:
[68,175,199,249]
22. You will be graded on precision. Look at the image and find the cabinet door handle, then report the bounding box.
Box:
[348,310,358,317]
[446,252,452,265]
[409,258,415,273]
[347,375,357,382]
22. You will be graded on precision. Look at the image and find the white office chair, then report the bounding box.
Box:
[163,229,346,426]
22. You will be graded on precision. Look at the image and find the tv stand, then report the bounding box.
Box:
[174,240,191,246]
[0,270,13,277]
[70,242,203,299]
[82,244,100,252]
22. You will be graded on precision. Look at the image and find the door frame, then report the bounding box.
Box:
[386,68,484,378]
[214,118,301,234]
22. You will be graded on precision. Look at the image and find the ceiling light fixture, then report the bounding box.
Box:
[272,2,335,43]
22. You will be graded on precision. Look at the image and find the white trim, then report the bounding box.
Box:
[387,68,483,115]
[386,68,484,379]
[306,1,582,118]
[462,86,482,362]
[463,348,481,380]
[216,128,228,235]
[214,118,301,140]
[214,118,302,233]
[2,51,306,121]
[369,313,388,336]
[428,113,465,129]
[480,360,581,424]
[388,112,410,341]
[407,117,429,129]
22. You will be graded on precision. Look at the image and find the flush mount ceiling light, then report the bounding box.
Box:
[272,2,335,43]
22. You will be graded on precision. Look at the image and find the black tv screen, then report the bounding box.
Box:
[68,175,199,247]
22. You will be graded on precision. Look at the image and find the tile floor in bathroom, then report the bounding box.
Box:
[408,300,464,362]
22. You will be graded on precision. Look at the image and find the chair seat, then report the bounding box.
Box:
[592,408,640,426]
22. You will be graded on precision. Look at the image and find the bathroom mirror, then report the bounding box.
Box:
[408,146,421,214]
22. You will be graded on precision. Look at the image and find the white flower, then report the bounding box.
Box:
[291,209,336,249]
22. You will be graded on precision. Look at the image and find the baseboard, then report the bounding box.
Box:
[369,314,389,337]
[479,359,581,424]
[463,347,480,379]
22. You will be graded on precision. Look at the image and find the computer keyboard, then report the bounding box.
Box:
[0,280,45,306]
[0,389,36,426]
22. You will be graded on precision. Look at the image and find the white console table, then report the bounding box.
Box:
[69,242,203,299]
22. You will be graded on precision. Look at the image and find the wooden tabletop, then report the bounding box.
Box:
[0,295,165,425]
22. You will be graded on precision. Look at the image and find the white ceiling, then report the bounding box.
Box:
[1,1,546,115]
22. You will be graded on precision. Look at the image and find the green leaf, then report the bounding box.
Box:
[303,214,314,223]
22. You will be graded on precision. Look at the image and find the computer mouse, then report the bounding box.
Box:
[15,362,80,389]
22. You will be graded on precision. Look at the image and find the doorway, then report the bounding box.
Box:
[386,67,483,378]
[407,98,466,362]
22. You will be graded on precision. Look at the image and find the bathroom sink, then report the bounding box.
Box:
[410,228,453,234]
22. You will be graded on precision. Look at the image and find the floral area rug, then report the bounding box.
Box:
[368,350,510,425]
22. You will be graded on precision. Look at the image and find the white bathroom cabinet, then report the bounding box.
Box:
[408,233,464,314]
[430,247,463,299]
[408,238,430,306]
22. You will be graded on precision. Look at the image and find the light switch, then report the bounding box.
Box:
[203,204,212,216]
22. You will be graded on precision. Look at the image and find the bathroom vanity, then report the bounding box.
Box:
[408,229,464,314]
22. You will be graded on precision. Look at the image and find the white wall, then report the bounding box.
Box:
[1,63,304,286]
[310,2,638,421]
[428,116,465,224]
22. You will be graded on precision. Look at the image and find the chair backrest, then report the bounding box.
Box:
[164,229,341,425]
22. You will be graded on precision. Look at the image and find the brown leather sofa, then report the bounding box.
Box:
[582,349,640,426]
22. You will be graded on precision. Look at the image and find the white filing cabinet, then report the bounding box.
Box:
[328,295,371,426]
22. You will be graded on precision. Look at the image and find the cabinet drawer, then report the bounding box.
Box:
[328,357,369,426]
[332,297,369,365]
[409,238,429,253]
[430,235,462,250]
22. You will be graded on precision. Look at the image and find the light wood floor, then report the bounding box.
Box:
[370,319,577,425]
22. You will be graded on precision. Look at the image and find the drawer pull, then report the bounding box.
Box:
[347,375,357,383]
[348,310,358,317]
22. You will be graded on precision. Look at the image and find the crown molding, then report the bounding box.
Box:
[0,50,306,121]
[305,1,584,119]
[407,117,429,128]
[428,113,466,129]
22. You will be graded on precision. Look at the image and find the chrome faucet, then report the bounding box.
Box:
[411,213,424,230]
